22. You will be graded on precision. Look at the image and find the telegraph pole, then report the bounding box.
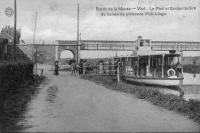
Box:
[77,3,80,64]
[13,0,17,61]
[33,12,37,44]
[33,12,38,75]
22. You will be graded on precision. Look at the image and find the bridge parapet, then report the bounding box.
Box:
[20,40,57,45]
[80,44,136,51]
[151,41,200,51]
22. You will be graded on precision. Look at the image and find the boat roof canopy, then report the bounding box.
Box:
[114,53,181,58]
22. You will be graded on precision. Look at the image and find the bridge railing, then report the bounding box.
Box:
[20,40,57,44]
[83,64,118,76]
[80,44,136,51]
[151,44,200,51]
[19,40,200,51]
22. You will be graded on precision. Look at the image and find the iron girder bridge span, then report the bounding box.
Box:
[57,40,200,51]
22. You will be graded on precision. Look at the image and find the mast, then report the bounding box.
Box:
[13,0,17,61]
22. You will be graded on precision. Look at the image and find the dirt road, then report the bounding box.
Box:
[20,71,200,132]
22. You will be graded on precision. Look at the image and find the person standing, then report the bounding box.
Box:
[54,61,59,76]
[71,62,75,75]
[79,61,83,74]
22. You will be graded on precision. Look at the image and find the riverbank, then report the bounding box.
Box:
[184,64,200,74]
[81,75,200,124]
[0,75,46,132]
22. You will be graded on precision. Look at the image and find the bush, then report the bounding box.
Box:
[0,62,33,89]
[0,72,45,131]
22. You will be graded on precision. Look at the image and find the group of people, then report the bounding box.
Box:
[54,60,86,76]
[54,59,119,76]
[70,62,80,75]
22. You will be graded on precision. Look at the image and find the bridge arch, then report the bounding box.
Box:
[59,49,75,65]
[60,49,74,59]
[57,45,80,64]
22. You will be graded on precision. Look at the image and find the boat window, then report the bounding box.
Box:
[139,40,144,47]
[158,57,162,66]
[149,55,163,78]
[171,56,179,66]
[178,56,182,63]
[164,54,181,67]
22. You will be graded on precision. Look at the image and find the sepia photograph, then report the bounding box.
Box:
[0,0,200,132]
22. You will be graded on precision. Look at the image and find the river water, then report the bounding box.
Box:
[183,73,200,100]
[159,72,200,101]
[183,73,200,85]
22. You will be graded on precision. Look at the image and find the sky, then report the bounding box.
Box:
[0,0,200,58]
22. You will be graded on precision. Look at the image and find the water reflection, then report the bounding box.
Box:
[137,72,200,101]
[177,73,200,101]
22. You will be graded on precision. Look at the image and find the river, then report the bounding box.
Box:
[159,72,200,101]
[182,73,200,100]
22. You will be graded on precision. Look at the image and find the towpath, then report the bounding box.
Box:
[20,71,199,132]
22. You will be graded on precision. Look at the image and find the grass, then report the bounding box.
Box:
[81,75,200,124]
[0,75,46,132]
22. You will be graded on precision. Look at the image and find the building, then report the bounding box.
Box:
[0,26,21,60]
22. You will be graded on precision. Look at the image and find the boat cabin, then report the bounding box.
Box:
[123,53,183,78]
[115,36,183,80]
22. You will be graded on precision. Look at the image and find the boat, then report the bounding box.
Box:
[115,36,184,87]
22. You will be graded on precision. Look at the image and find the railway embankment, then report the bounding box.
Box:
[0,62,45,131]
[81,75,200,124]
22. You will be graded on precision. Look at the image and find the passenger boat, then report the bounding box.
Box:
[115,36,184,87]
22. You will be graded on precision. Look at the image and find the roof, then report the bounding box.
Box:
[114,52,181,58]
[0,33,13,39]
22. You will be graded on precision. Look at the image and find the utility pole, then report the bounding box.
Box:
[77,3,80,64]
[33,12,38,75]
[33,12,37,44]
[13,0,17,61]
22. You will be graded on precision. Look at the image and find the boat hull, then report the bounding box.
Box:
[124,75,183,86]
